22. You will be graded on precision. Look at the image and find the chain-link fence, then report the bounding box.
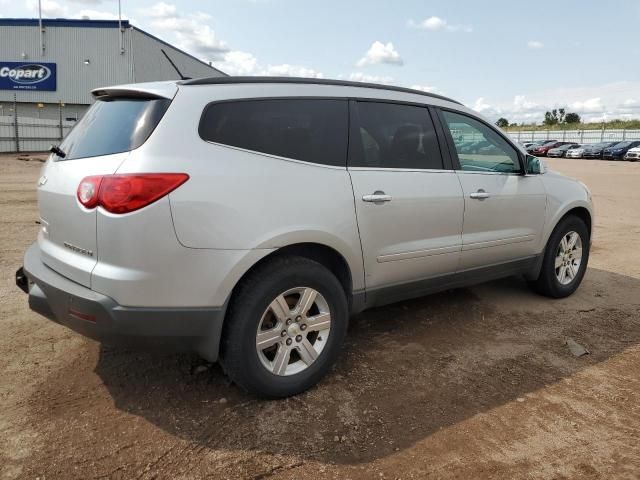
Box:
[0,107,76,153]
[506,129,640,145]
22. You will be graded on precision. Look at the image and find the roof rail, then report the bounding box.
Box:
[179,76,462,105]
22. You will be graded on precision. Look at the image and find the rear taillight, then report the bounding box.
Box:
[77,173,189,214]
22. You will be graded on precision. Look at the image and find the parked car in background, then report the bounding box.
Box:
[623,146,640,162]
[565,145,587,158]
[532,141,573,157]
[603,141,640,160]
[582,142,620,159]
[526,140,558,154]
[547,143,581,158]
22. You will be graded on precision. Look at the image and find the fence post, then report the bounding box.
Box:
[58,101,63,141]
[13,93,19,153]
[600,125,604,142]
[580,130,584,143]
[622,129,626,141]
[562,129,566,141]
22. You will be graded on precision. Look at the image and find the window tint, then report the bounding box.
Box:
[350,101,443,169]
[199,99,348,166]
[442,110,520,173]
[58,98,170,161]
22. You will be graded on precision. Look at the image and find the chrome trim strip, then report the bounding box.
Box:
[377,245,460,263]
[462,235,535,251]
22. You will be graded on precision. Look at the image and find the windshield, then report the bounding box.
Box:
[56,97,171,160]
[613,142,631,148]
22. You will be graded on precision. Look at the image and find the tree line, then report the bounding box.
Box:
[495,109,581,129]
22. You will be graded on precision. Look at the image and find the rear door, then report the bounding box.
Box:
[436,108,547,270]
[37,96,171,286]
[348,100,464,294]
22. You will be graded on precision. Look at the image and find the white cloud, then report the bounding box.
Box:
[349,72,394,84]
[75,9,122,20]
[262,64,323,78]
[569,97,604,113]
[140,3,322,78]
[356,41,403,67]
[466,81,640,123]
[145,3,229,59]
[27,0,130,21]
[216,51,258,76]
[408,16,472,33]
[527,40,544,49]
[27,0,67,17]
[513,95,539,112]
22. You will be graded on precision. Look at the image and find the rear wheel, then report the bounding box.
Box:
[220,256,348,398]
[528,215,590,298]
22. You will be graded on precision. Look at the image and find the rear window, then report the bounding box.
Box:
[56,97,170,160]
[198,99,348,166]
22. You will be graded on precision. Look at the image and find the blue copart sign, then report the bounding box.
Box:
[0,62,57,91]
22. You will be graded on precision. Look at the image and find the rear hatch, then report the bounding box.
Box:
[37,83,175,287]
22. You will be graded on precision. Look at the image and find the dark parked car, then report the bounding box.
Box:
[526,140,558,154]
[547,143,581,158]
[532,141,574,157]
[602,141,640,160]
[582,142,619,159]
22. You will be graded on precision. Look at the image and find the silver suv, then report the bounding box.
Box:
[17,77,593,398]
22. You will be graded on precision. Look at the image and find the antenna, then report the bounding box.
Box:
[161,49,190,80]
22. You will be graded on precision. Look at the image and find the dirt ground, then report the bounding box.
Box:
[1,153,639,480]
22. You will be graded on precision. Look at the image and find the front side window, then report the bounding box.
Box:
[442,110,520,173]
[350,101,443,169]
[199,99,348,166]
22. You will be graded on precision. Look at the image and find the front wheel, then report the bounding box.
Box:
[220,256,348,398]
[528,215,590,298]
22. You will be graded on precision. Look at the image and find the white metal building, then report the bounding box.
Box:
[0,18,225,121]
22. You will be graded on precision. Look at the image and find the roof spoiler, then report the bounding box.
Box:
[91,81,178,100]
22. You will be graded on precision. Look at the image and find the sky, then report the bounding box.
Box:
[2,0,640,124]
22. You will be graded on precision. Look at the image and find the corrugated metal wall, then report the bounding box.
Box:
[0,22,223,106]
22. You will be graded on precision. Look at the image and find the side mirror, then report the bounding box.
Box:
[524,154,543,174]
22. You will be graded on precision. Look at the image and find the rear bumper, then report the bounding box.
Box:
[18,243,224,361]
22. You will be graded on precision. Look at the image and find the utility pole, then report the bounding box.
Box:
[118,0,125,54]
[13,94,19,153]
[38,0,45,55]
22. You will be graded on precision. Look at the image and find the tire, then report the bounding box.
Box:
[528,215,590,298]
[219,256,348,398]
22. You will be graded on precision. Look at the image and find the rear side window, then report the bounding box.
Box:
[58,97,170,161]
[199,99,348,166]
[350,101,443,169]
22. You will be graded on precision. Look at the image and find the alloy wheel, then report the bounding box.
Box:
[255,287,331,376]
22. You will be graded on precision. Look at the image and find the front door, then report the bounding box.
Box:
[348,100,464,293]
[437,109,547,270]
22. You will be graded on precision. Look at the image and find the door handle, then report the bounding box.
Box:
[362,191,392,203]
[469,189,490,200]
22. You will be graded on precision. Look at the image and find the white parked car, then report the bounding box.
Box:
[624,146,640,161]
[17,77,594,397]
[565,145,587,158]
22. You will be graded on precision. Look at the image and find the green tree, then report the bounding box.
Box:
[495,117,509,128]
[543,110,559,126]
[558,108,566,123]
[565,112,581,124]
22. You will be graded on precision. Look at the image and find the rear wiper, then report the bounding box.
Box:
[49,145,66,158]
